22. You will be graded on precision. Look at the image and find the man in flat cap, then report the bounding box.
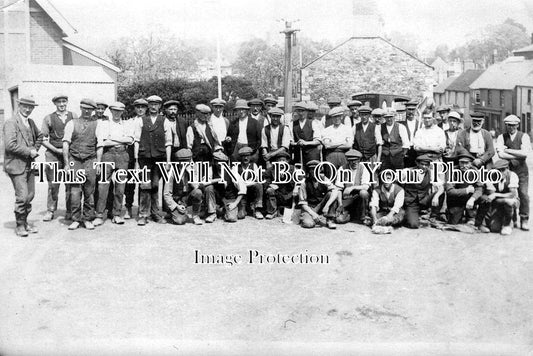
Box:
[495,114,531,230]
[62,98,99,230]
[226,99,262,163]
[412,111,446,161]
[93,99,113,215]
[454,112,494,168]
[263,151,296,219]
[380,109,410,171]
[209,98,230,149]
[164,100,188,153]
[290,101,322,166]
[320,107,353,171]
[443,111,462,161]
[352,105,382,163]
[436,105,450,131]
[133,95,173,225]
[248,98,268,128]
[336,149,371,224]
[347,100,362,127]
[93,102,135,226]
[403,154,445,229]
[297,160,340,229]
[320,96,352,129]
[261,107,290,168]
[236,146,264,219]
[477,160,520,235]
[263,96,278,127]
[163,148,204,225]
[444,149,484,225]
[3,96,43,236]
[371,108,385,125]
[186,104,222,163]
[369,177,405,229]
[41,94,77,222]
[94,100,109,121]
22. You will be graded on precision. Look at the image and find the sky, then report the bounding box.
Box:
[51,0,533,58]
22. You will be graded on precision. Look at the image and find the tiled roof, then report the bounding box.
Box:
[470,56,533,90]
[445,70,485,92]
[433,75,458,94]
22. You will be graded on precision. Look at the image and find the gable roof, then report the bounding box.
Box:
[33,0,76,36]
[302,37,433,69]
[513,44,533,56]
[433,75,458,94]
[470,56,533,90]
[445,70,485,92]
[63,38,121,73]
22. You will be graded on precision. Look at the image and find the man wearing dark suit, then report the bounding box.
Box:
[226,99,262,163]
[402,100,419,167]
[3,96,43,237]
[454,112,495,168]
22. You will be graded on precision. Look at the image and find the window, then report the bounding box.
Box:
[528,90,531,104]
[487,90,492,106]
[474,90,480,104]
[500,91,505,107]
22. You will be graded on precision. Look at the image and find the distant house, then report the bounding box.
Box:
[427,57,448,85]
[0,0,121,134]
[433,75,458,108]
[469,45,533,134]
[299,36,434,103]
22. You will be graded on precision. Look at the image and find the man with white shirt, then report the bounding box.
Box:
[346,100,362,127]
[436,105,450,131]
[352,105,382,162]
[454,112,494,168]
[186,104,222,162]
[412,112,446,161]
[261,107,290,167]
[164,100,188,154]
[320,96,352,129]
[41,94,77,222]
[226,99,262,163]
[496,114,531,231]
[443,111,462,161]
[380,109,410,171]
[402,100,419,167]
[93,102,135,226]
[321,107,353,170]
[248,98,268,128]
[209,98,229,149]
[133,95,173,225]
[290,102,322,166]
[337,149,371,224]
[369,180,405,228]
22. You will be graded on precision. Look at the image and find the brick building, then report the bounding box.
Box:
[0,0,120,137]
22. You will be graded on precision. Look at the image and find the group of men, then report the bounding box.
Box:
[2,94,530,236]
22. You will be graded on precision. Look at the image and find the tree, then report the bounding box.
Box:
[385,31,421,57]
[432,44,450,61]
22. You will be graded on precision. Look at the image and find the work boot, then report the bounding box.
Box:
[84,221,95,230]
[93,217,104,226]
[205,213,217,223]
[25,223,38,234]
[137,217,147,226]
[254,210,264,220]
[16,225,28,237]
[112,216,125,225]
[521,219,529,231]
[124,207,132,220]
[326,219,337,230]
[43,211,54,222]
[151,214,166,224]
[500,225,513,236]
[478,225,490,233]
[265,213,275,220]
[192,215,204,225]
[68,221,80,230]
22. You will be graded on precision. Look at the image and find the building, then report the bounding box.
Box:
[427,57,448,85]
[1,0,121,137]
[433,75,458,108]
[469,46,533,134]
[195,58,233,80]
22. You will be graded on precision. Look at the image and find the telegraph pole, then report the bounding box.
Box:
[281,20,299,113]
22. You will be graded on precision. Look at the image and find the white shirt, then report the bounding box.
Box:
[210,114,227,145]
[413,125,446,152]
[237,117,248,144]
[370,186,405,214]
[96,118,135,147]
[384,123,410,149]
[406,119,417,144]
[496,132,531,156]
[320,124,353,147]
[469,130,485,154]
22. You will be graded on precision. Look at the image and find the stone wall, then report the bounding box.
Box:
[301,37,433,102]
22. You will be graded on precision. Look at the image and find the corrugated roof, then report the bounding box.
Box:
[445,70,485,92]
[433,76,458,94]
[20,64,115,83]
[470,56,533,90]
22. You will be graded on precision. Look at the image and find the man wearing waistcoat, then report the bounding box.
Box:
[93,99,113,219]
[443,111,462,161]
[62,98,98,230]
[134,95,172,225]
[164,100,188,154]
[3,96,43,237]
[454,112,494,168]
[369,180,405,228]
[261,107,290,168]
[226,99,262,163]
[209,98,230,151]
[380,109,410,171]
[41,94,77,222]
[402,100,419,167]
[248,98,268,128]
[236,146,264,219]
[496,115,531,231]
[347,100,362,127]
[352,105,382,163]
[186,104,222,163]
[290,102,321,166]
[263,151,296,219]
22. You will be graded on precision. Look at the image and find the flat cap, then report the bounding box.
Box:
[371,108,384,116]
[52,94,68,103]
[248,98,264,106]
[17,96,38,107]
[448,111,462,121]
[174,148,193,161]
[406,100,419,107]
[422,112,434,118]
[264,96,278,105]
[306,101,319,111]
[416,154,432,163]
[455,148,474,161]
[210,98,227,106]
[234,99,250,110]
[470,112,485,119]
[328,106,345,117]
[95,100,108,108]
[268,107,284,116]
[358,105,372,113]
[503,114,520,124]
[292,101,307,110]
[238,146,253,156]
[195,104,212,114]
[436,105,450,112]
[345,149,363,160]
[164,100,180,107]
[273,150,291,159]
[347,100,362,107]
[109,101,125,111]
[493,159,509,169]
[80,98,96,109]
[396,104,406,112]
[146,95,163,103]
[306,160,320,167]
[133,98,148,106]
[327,96,341,105]
[213,151,229,161]
[383,109,396,117]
